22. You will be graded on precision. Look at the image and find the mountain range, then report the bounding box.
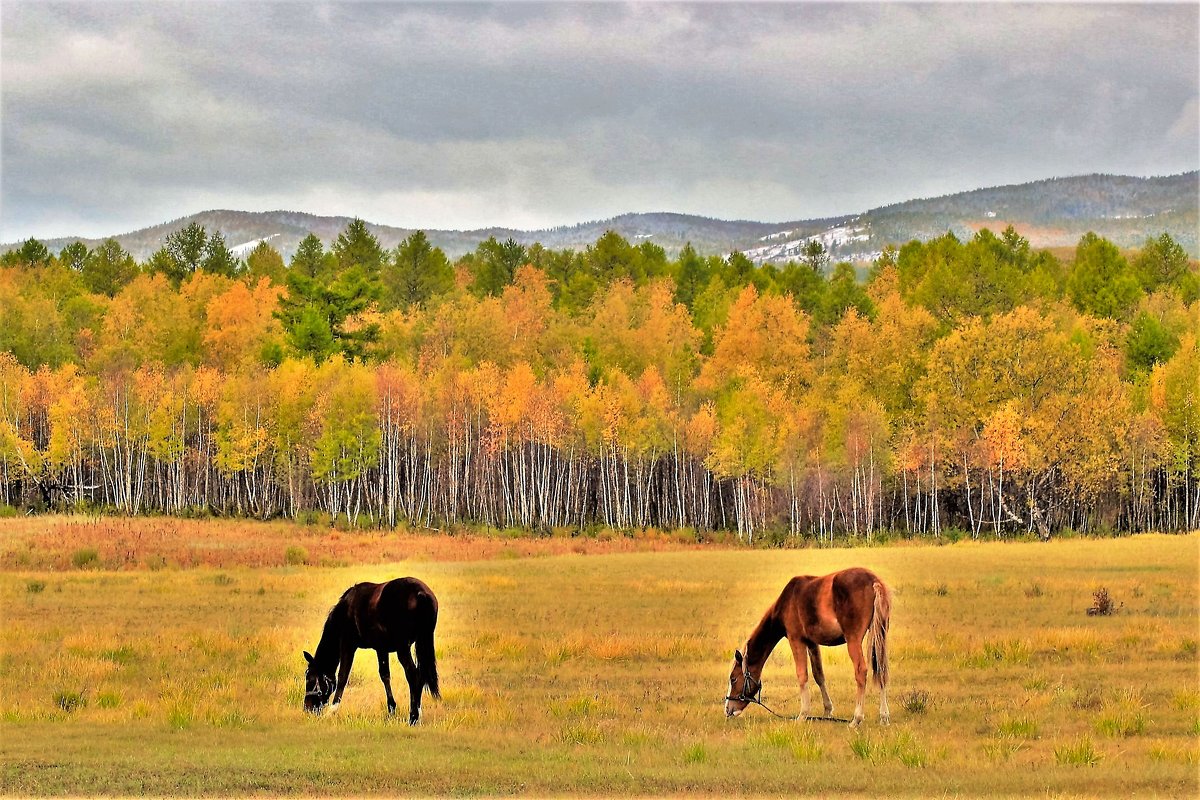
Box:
[8,172,1198,264]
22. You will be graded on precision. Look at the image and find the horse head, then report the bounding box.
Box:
[303,651,335,714]
[724,648,760,718]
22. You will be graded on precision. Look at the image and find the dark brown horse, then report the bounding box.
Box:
[725,567,891,727]
[303,577,440,724]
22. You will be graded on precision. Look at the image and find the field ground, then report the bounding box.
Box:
[0,518,1197,797]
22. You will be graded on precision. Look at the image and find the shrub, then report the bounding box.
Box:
[284,545,308,566]
[1087,587,1119,616]
[0,503,18,518]
[26,580,46,594]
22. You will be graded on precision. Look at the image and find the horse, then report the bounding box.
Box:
[303,577,440,724]
[724,567,891,727]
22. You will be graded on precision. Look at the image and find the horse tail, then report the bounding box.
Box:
[414,590,440,700]
[868,580,891,690]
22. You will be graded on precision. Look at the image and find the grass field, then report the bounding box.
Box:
[1,518,1197,797]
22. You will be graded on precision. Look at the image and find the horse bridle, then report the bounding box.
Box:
[725,671,800,720]
[305,673,335,703]
[726,671,762,705]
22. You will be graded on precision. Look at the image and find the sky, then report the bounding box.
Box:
[1,1,1197,241]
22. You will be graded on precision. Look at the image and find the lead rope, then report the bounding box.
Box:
[727,675,851,723]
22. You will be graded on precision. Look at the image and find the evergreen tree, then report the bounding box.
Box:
[384,230,453,309]
[673,242,709,309]
[332,218,385,278]
[202,231,239,277]
[1067,232,1142,320]
[291,233,333,281]
[149,222,208,287]
[245,240,286,284]
[471,237,527,295]
[59,241,90,272]
[82,239,139,296]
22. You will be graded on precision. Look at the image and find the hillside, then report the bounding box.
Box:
[9,172,1197,263]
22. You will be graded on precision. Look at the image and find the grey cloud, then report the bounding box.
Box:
[1,2,1196,240]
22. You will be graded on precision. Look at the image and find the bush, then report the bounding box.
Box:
[1088,587,1119,616]
[284,545,309,566]
[26,580,46,594]
[0,503,18,518]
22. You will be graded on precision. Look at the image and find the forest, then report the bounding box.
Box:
[0,221,1196,540]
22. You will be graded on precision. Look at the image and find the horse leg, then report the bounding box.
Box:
[397,647,422,725]
[846,638,868,727]
[377,650,397,716]
[330,646,356,712]
[787,637,811,717]
[807,643,834,717]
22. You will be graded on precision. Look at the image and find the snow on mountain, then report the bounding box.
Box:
[743,220,872,264]
[229,233,281,258]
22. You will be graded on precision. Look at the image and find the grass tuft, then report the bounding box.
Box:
[558,723,603,746]
[1094,710,1147,737]
[900,689,931,714]
[53,689,86,713]
[96,690,122,709]
[996,715,1040,739]
[70,547,100,569]
[681,742,708,764]
[755,726,823,761]
[284,545,308,566]
[1055,735,1102,766]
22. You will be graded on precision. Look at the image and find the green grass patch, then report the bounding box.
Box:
[1055,735,1103,766]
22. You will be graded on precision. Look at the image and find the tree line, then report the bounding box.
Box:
[0,221,1196,540]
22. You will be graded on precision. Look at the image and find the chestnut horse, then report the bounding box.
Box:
[303,577,440,724]
[725,567,891,727]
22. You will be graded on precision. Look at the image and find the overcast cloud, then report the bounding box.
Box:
[1,1,1197,240]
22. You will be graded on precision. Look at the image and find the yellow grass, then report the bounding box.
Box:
[0,519,1197,797]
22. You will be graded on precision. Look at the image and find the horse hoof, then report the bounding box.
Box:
[849,718,863,729]
[408,717,420,726]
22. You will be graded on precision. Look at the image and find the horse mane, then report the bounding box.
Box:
[312,588,353,673]
[743,596,787,671]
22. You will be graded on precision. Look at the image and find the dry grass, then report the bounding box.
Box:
[0,520,1197,797]
[0,515,715,571]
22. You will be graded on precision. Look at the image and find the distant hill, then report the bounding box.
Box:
[8,172,1197,264]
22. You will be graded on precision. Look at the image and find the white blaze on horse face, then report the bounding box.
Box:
[725,659,749,717]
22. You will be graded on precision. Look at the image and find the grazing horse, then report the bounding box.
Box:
[303,577,440,724]
[725,567,891,727]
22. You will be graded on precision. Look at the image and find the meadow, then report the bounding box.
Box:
[0,517,1197,797]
